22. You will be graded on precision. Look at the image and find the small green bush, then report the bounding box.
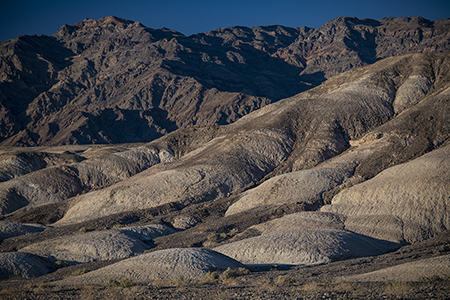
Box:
[74,268,89,276]
[220,267,251,281]
[270,264,279,270]
[169,275,186,286]
[53,260,68,269]
[108,278,133,288]
[78,227,92,233]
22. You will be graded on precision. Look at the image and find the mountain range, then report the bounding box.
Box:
[0,15,450,298]
[1,15,449,146]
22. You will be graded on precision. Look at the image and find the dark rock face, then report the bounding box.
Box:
[1,16,449,146]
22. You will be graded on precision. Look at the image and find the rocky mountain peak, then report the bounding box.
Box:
[1,16,450,146]
[64,16,135,32]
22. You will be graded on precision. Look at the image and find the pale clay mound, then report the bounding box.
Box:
[237,211,405,245]
[19,230,149,263]
[61,248,244,285]
[344,254,450,282]
[0,150,82,182]
[225,167,352,216]
[0,221,47,240]
[214,229,399,265]
[0,146,172,215]
[321,144,450,243]
[0,252,50,279]
[238,212,345,236]
[57,130,293,224]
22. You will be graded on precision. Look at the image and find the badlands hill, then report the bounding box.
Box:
[0,16,450,299]
[1,16,450,146]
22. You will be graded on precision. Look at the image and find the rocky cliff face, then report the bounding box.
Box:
[1,16,449,146]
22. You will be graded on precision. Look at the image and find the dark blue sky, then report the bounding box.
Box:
[1,0,449,42]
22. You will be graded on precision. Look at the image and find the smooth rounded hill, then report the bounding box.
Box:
[344,254,450,282]
[60,248,244,285]
[322,144,450,243]
[214,229,399,265]
[0,146,171,215]
[19,230,150,263]
[225,166,352,216]
[0,252,51,279]
[0,221,46,240]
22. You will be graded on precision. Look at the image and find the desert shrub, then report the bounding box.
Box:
[198,271,220,284]
[53,260,68,269]
[169,275,187,286]
[108,278,133,288]
[73,268,89,276]
[221,267,250,280]
[108,279,120,285]
[119,278,133,288]
[207,233,218,243]
[78,227,92,233]
[270,264,279,270]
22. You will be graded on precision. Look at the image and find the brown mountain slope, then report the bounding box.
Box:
[1,16,449,146]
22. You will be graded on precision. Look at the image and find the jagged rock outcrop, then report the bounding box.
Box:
[1,16,449,146]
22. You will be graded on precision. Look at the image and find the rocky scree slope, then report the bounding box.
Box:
[1,16,449,146]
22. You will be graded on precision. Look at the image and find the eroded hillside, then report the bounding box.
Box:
[1,16,449,146]
[0,52,449,296]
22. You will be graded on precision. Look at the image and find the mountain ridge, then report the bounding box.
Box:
[1,15,449,146]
